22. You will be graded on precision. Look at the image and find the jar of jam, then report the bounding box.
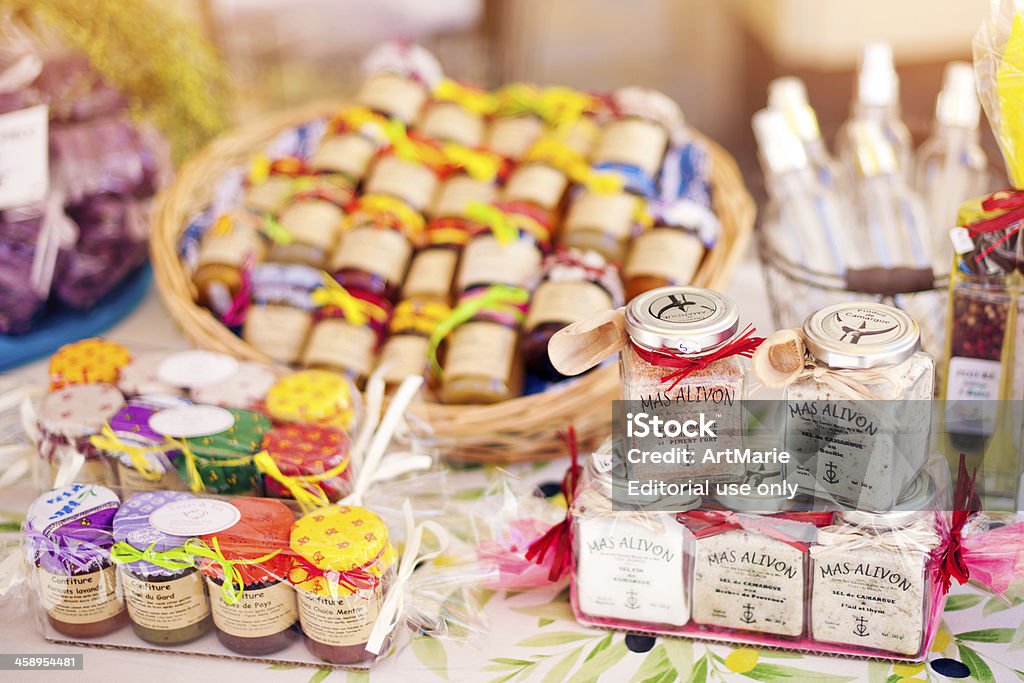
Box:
[418,79,494,147]
[456,204,548,295]
[37,383,125,486]
[191,212,267,318]
[623,225,705,301]
[310,107,389,183]
[244,156,309,214]
[97,395,190,494]
[259,422,352,507]
[116,352,186,398]
[330,193,422,302]
[270,176,353,269]
[48,337,132,390]
[439,285,530,404]
[196,498,299,655]
[242,263,320,364]
[363,150,441,215]
[265,369,361,433]
[522,249,623,381]
[25,484,128,638]
[356,72,429,124]
[289,504,397,666]
[501,161,569,220]
[377,299,451,389]
[487,84,546,161]
[190,361,280,410]
[303,283,392,386]
[561,190,645,266]
[111,491,211,645]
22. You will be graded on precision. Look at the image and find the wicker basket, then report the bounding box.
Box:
[151,101,756,463]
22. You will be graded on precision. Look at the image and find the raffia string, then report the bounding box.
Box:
[630,324,764,392]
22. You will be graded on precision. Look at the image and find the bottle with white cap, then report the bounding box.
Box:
[915,62,991,269]
[836,43,915,183]
[767,76,846,193]
[753,108,859,273]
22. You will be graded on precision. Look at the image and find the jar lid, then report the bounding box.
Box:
[291,505,391,572]
[39,383,125,437]
[117,352,186,397]
[839,471,936,530]
[265,370,359,431]
[802,302,919,369]
[625,286,739,354]
[27,483,120,540]
[109,396,189,444]
[200,497,294,585]
[48,337,132,389]
[182,408,272,457]
[191,361,280,410]
[261,422,350,474]
[112,491,196,577]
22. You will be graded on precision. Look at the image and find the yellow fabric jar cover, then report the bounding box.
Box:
[264,369,359,431]
[288,505,395,596]
[49,338,132,390]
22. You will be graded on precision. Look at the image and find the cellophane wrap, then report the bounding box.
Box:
[975,0,1024,187]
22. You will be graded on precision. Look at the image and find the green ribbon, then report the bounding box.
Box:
[464,202,519,244]
[184,538,282,605]
[261,214,293,245]
[110,541,196,571]
[428,284,530,374]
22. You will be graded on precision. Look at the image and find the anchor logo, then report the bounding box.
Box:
[823,460,840,485]
[625,590,640,610]
[854,616,870,637]
[740,603,756,624]
[834,312,897,345]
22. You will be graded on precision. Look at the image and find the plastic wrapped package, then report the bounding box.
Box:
[264,369,362,433]
[173,407,272,495]
[257,422,353,510]
[47,337,132,389]
[34,383,125,487]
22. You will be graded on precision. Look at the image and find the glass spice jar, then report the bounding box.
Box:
[289,504,397,666]
[439,286,530,404]
[196,497,299,656]
[37,383,126,486]
[943,271,1011,403]
[377,299,451,389]
[242,263,320,364]
[191,212,267,317]
[522,249,623,381]
[809,473,940,658]
[571,445,697,631]
[302,285,392,387]
[259,422,353,505]
[309,108,389,183]
[25,484,128,638]
[622,287,761,484]
[168,407,272,496]
[264,369,362,433]
[111,491,211,645]
[562,190,645,265]
[269,176,353,269]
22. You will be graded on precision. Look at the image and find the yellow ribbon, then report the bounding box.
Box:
[541,86,602,130]
[183,537,282,604]
[89,424,175,482]
[440,143,501,181]
[334,106,389,137]
[176,438,256,493]
[211,214,233,236]
[381,119,446,169]
[523,136,621,193]
[391,300,452,335]
[433,79,498,114]
[249,154,271,184]
[310,274,389,326]
[253,451,349,515]
[110,541,196,571]
[355,193,426,236]
[428,285,530,373]
[464,202,518,244]
[494,83,547,118]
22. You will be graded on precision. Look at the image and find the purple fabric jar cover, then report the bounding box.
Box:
[107,395,190,472]
[112,491,195,578]
[25,483,120,575]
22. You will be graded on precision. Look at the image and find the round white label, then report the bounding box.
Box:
[149,499,241,536]
[157,350,240,388]
[149,405,235,438]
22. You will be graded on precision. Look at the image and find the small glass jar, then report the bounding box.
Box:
[103,396,189,494]
[302,290,392,387]
[260,422,352,503]
[192,213,267,317]
[309,109,389,183]
[116,352,186,398]
[356,71,429,124]
[623,227,705,301]
[592,118,668,193]
[37,383,125,487]
[26,484,128,638]
[242,263,320,364]
[270,177,353,269]
[522,249,623,381]
[621,287,753,483]
[176,408,272,495]
[562,190,644,265]
[264,369,362,433]
[199,498,299,656]
[439,287,529,404]
[48,337,132,390]
[501,162,569,218]
[944,269,1010,403]
[244,157,308,214]
[419,95,487,147]
[190,361,280,410]
[809,473,940,658]
[377,299,451,389]
[290,504,397,666]
[455,205,548,295]
[112,491,212,645]
[363,153,439,214]
[571,445,697,631]
[485,113,545,161]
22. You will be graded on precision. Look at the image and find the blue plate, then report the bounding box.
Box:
[0,264,152,372]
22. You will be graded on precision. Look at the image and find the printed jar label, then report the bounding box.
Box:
[432,176,495,218]
[403,248,457,299]
[486,116,543,159]
[121,570,211,631]
[332,226,412,283]
[593,118,668,177]
[150,499,241,536]
[420,102,484,147]
[39,566,124,624]
[503,164,568,210]
[244,305,313,364]
[624,228,703,282]
[198,226,264,270]
[278,200,344,250]
[575,514,688,625]
[566,192,637,240]
[811,549,926,656]
[445,322,517,382]
[149,405,236,440]
[296,586,383,647]
[692,530,805,637]
[207,578,298,638]
[303,319,377,378]
[357,73,426,123]
[379,335,430,382]
[311,132,379,178]
[526,280,614,329]
[365,156,438,211]
[245,176,295,213]
[946,357,1002,401]
[458,236,541,290]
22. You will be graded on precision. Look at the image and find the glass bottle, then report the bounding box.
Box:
[242,263,319,364]
[269,176,353,269]
[561,190,641,265]
[774,302,934,512]
[767,76,846,194]
[290,504,396,666]
[809,473,940,658]
[377,299,451,390]
[836,42,914,183]
[199,498,299,656]
[112,491,212,645]
[915,62,990,268]
[192,212,267,318]
[571,441,697,631]
[25,484,128,638]
[521,249,622,381]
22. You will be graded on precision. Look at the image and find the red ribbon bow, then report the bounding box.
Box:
[287,553,383,594]
[630,324,765,391]
[525,426,581,582]
[965,189,1024,235]
[680,508,835,548]
[936,454,979,593]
